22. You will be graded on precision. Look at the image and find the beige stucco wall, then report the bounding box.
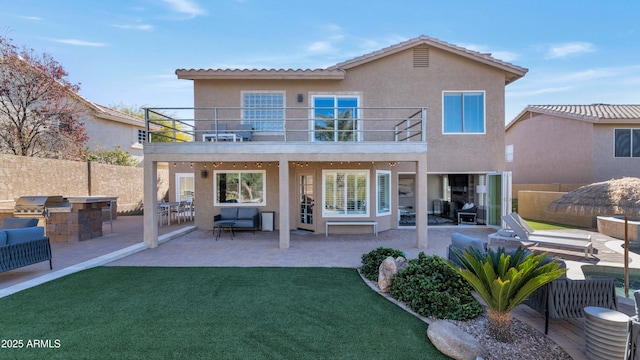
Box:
[517,190,594,228]
[79,110,146,164]
[506,113,594,184]
[0,154,167,214]
[512,183,586,199]
[592,124,640,181]
[193,161,426,233]
[193,45,508,174]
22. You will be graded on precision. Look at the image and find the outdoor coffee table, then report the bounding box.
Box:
[214,220,235,240]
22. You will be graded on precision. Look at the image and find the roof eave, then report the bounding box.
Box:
[175,69,345,80]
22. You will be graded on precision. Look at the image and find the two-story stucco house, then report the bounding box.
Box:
[506,104,640,185]
[142,35,527,249]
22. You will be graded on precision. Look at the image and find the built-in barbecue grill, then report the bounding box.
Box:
[14,196,65,217]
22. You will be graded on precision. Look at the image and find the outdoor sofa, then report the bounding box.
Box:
[213,207,260,235]
[0,217,52,273]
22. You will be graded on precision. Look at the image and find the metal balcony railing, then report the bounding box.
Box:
[144,107,426,143]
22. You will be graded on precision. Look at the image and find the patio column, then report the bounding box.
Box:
[278,158,290,249]
[144,160,159,248]
[416,155,428,248]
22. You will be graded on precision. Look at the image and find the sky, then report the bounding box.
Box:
[1,0,639,122]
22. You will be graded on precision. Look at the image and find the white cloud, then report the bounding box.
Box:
[112,24,154,31]
[307,41,333,53]
[507,86,574,98]
[51,39,108,47]
[546,42,595,59]
[16,15,42,21]
[489,51,519,63]
[550,68,612,82]
[459,43,520,62]
[162,0,206,17]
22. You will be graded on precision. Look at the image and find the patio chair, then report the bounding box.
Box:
[210,124,227,133]
[509,212,591,240]
[157,204,168,226]
[489,215,593,257]
[235,124,253,141]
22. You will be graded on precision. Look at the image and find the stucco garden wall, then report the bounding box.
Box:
[0,154,168,214]
[517,190,595,228]
[512,183,586,199]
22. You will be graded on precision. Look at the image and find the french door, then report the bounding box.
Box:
[297,172,315,231]
[175,173,194,201]
[486,172,512,227]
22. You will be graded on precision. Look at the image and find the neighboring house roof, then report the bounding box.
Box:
[90,102,146,128]
[507,104,640,130]
[175,35,528,84]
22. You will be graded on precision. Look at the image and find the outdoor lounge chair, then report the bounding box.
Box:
[509,212,591,241]
[235,124,252,141]
[488,215,593,257]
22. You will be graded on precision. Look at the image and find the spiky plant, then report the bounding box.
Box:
[450,246,565,342]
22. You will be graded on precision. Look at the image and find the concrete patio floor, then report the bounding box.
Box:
[0,214,637,359]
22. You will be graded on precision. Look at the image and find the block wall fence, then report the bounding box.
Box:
[0,154,169,214]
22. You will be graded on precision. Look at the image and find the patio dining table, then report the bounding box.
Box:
[159,202,181,226]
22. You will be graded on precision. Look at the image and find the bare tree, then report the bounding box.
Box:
[0,35,88,160]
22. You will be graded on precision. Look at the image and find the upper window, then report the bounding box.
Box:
[376,170,391,216]
[242,91,284,132]
[505,144,514,162]
[443,92,485,133]
[313,96,359,142]
[614,129,640,158]
[322,170,369,217]
[214,170,265,206]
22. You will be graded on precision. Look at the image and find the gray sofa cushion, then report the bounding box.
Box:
[234,219,255,228]
[5,227,46,245]
[0,218,39,229]
[237,207,258,220]
[219,208,238,220]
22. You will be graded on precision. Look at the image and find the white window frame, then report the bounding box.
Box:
[505,144,514,162]
[376,170,391,216]
[322,169,369,217]
[175,173,195,202]
[241,91,285,133]
[442,91,486,134]
[310,93,362,142]
[213,170,266,206]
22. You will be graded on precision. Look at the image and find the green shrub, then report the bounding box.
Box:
[389,252,482,321]
[360,247,405,281]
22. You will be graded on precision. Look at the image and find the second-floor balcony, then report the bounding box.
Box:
[143,106,427,157]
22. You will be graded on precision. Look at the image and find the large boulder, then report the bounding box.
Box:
[427,320,487,360]
[377,256,407,293]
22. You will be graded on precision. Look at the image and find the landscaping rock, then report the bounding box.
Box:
[377,256,407,293]
[427,320,487,360]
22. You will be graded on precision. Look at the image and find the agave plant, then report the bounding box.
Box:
[450,246,566,342]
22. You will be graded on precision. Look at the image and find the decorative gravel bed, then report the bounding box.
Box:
[445,312,572,360]
[361,274,573,359]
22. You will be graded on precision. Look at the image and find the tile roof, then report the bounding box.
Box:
[176,35,527,84]
[526,104,640,120]
[328,35,527,84]
[92,103,145,125]
[175,68,344,80]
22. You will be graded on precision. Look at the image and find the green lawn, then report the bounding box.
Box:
[0,267,447,360]
[522,218,584,231]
